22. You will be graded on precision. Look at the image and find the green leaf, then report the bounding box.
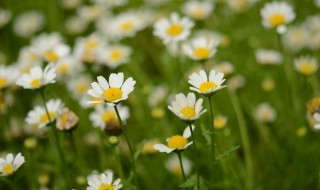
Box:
[179,174,197,188]
[134,141,144,160]
[201,125,213,146]
[215,145,240,163]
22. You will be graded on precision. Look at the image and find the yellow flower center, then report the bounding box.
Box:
[214,116,227,129]
[98,184,115,190]
[166,24,183,36]
[103,88,123,102]
[76,83,89,94]
[30,79,41,88]
[57,63,70,74]
[167,135,188,149]
[44,51,59,62]
[120,21,134,32]
[298,63,315,76]
[60,114,69,126]
[269,14,285,26]
[193,47,211,59]
[180,107,196,119]
[307,98,320,114]
[2,164,14,175]
[109,50,123,62]
[191,9,205,20]
[199,81,217,93]
[101,111,117,122]
[40,112,55,123]
[85,40,98,49]
[0,77,8,89]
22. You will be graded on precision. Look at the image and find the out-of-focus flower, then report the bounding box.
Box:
[16,65,56,89]
[141,139,160,155]
[294,55,318,76]
[89,104,129,131]
[144,0,169,6]
[296,127,307,137]
[260,2,295,33]
[38,173,50,186]
[168,93,206,122]
[304,15,320,50]
[283,25,308,52]
[188,69,226,96]
[24,137,38,149]
[254,102,277,123]
[87,73,136,106]
[148,85,168,107]
[65,16,88,35]
[182,1,214,21]
[165,155,192,176]
[261,77,275,92]
[214,115,227,129]
[60,0,82,9]
[56,107,79,131]
[74,34,105,63]
[212,61,235,77]
[194,30,229,48]
[183,37,219,61]
[0,9,11,28]
[0,153,25,176]
[77,5,105,23]
[0,65,19,90]
[17,47,42,72]
[153,125,194,153]
[316,0,320,7]
[255,49,283,65]
[307,97,320,115]
[87,170,122,190]
[13,11,44,37]
[227,74,246,91]
[25,99,64,128]
[67,75,92,99]
[226,0,258,13]
[98,45,131,69]
[93,0,127,8]
[54,56,83,77]
[154,12,194,44]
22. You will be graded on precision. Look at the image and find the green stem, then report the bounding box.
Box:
[69,132,78,157]
[114,105,139,189]
[113,145,125,180]
[177,151,187,182]
[208,96,216,181]
[40,89,70,189]
[188,123,200,190]
[228,90,253,189]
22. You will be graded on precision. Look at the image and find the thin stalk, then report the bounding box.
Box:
[228,90,253,189]
[113,145,125,180]
[114,105,139,189]
[40,89,70,189]
[177,151,187,182]
[208,96,216,181]
[188,123,200,190]
[68,132,78,157]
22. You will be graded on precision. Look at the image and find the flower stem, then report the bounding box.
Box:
[40,89,70,189]
[188,123,200,190]
[208,96,216,181]
[177,151,187,182]
[113,145,125,180]
[68,132,78,157]
[114,105,139,189]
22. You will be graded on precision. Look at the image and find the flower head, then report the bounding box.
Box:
[0,153,25,176]
[98,45,131,69]
[16,65,56,89]
[183,37,219,61]
[168,93,206,122]
[182,1,214,21]
[87,72,136,106]
[188,69,226,96]
[254,102,277,123]
[294,55,318,76]
[87,170,122,190]
[0,65,19,90]
[153,125,194,153]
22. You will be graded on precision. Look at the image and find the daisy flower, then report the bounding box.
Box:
[67,75,92,99]
[260,2,295,33]
[183,37,219,61]
[87,72,136,106]
[312,113,320,130]
[16,65,56,89]
[0,65,19,90]
[54,55,83,77]
[89,104,129,130]
[0,153,25,176]
[153,125,194,153]
[0,9,11,28]
[188,69,226,96]
[25,99,64,128]
[254,102,277,123]
[294,55,318,76]
[13,11,44,38]
[56,107,79,131]
[255,49,283,65]
[214,115,228,129]
[74,34,105,63]
[98,45,131,69]
[168,93,206,122]
[153,12,194,44]
[77,5,105,23]
[87,170,122,190]
[182,1,214,21]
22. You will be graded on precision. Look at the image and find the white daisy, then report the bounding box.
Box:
[25,99,64,128]
[67,75,92,99]
[294,55,318,76]
[260,2,295,33]
[13,11,44,38]
[255,49,283,65]
[182,1,214,21]
[0,153,25,176]
[87,170,122,190]
[153,12,194,44]
[77,5,105,23]
[153,125,194,153]
[98,45,131,69]
[89,104,129,130]
[0,9,11,28]
[168,93,206,122]
[312,113,320,130]
[54,56,83,77]
[183,37,219,61]
[188,69,226,95]
[16,65,56,89]
[16,46,42,72]
[254,102,277,123]
[0,65,19,90]
[65,16,88,35]
[87,72,136,106]
[226,0,258,13]
[74,33,105,63]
